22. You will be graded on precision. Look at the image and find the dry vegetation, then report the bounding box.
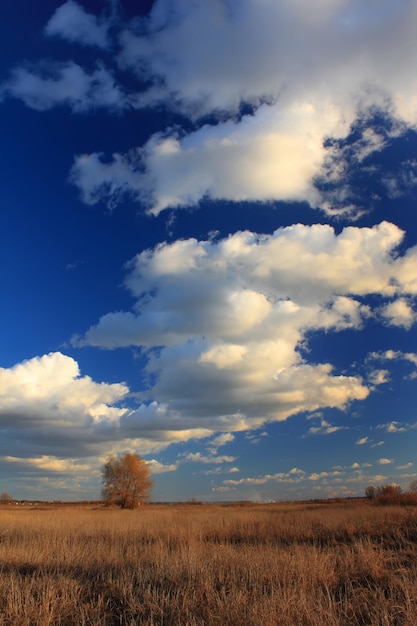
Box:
[0,501,417,625]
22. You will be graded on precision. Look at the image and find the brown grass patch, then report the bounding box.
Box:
[0,501,416,624]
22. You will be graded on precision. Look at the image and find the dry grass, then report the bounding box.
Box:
[0,501,417,625]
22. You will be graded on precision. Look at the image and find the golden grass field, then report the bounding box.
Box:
[0,501,416,625]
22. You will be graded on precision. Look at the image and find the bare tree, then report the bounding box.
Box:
[101,453,153,509]
[409,479,417,493]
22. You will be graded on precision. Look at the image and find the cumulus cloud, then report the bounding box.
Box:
[117,0,417,120]
[378,458,394,465]
[0,352,129,456]
[4,1,417,213]
[69,220,417,437]
[45,0,112,49]
[380,298,416,328]
[66,0,417,213]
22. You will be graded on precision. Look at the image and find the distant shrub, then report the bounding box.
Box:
[365,486,376,500]
[0,492,14,504]
[364,484,417,506]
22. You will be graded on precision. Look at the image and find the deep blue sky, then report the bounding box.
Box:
[0,0,416,502]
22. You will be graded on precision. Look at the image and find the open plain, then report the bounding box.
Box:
[0,501,416,625]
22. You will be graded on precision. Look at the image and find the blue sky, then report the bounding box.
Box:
[1,0,417,502]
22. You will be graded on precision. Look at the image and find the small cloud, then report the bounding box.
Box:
[207,433,235,454]
[371,441,385,447]
[380,299,416,329]
[374,475,388,482]
[356,437,369,445]
[204,465,240,476]
[45,0,112,49]
[146,459,178,474]
[289,467,304,475]
[307,418,344,436]
[377,421,407,433]
[181,452,237,464]
[368,369,389,386]
[397,462,413,469]
[378,458,394,465]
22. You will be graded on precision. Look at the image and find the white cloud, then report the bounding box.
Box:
[180,452,237,465]
[146,459,178,474]
[378,458,394,465]
[69,221,417,436]
[368,369,390,386]
[69,0,417,212]
[3,62,125,113]
[0,352,128,425]
[377,421,407,434]
[397,462,413,469]
[307,418,344,436]
[368,349,417,379]
[45,0,111,49]
[3,455,90,473]
[0,352,137,462]
[381,298,416,329]
[356,437,369,445]
[118,0,417,122]
[4,1,417,212]
[208,433,235,449]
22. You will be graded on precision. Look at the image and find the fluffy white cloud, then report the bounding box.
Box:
[0,352,129,455]
[381,298,416,328]
[72,220,417,434]
[81,221,416,347]
[45,0,111,49]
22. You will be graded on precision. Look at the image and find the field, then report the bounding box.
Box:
[0,501,417,625]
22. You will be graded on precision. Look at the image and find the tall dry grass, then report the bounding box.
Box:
[0,501,416,625]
